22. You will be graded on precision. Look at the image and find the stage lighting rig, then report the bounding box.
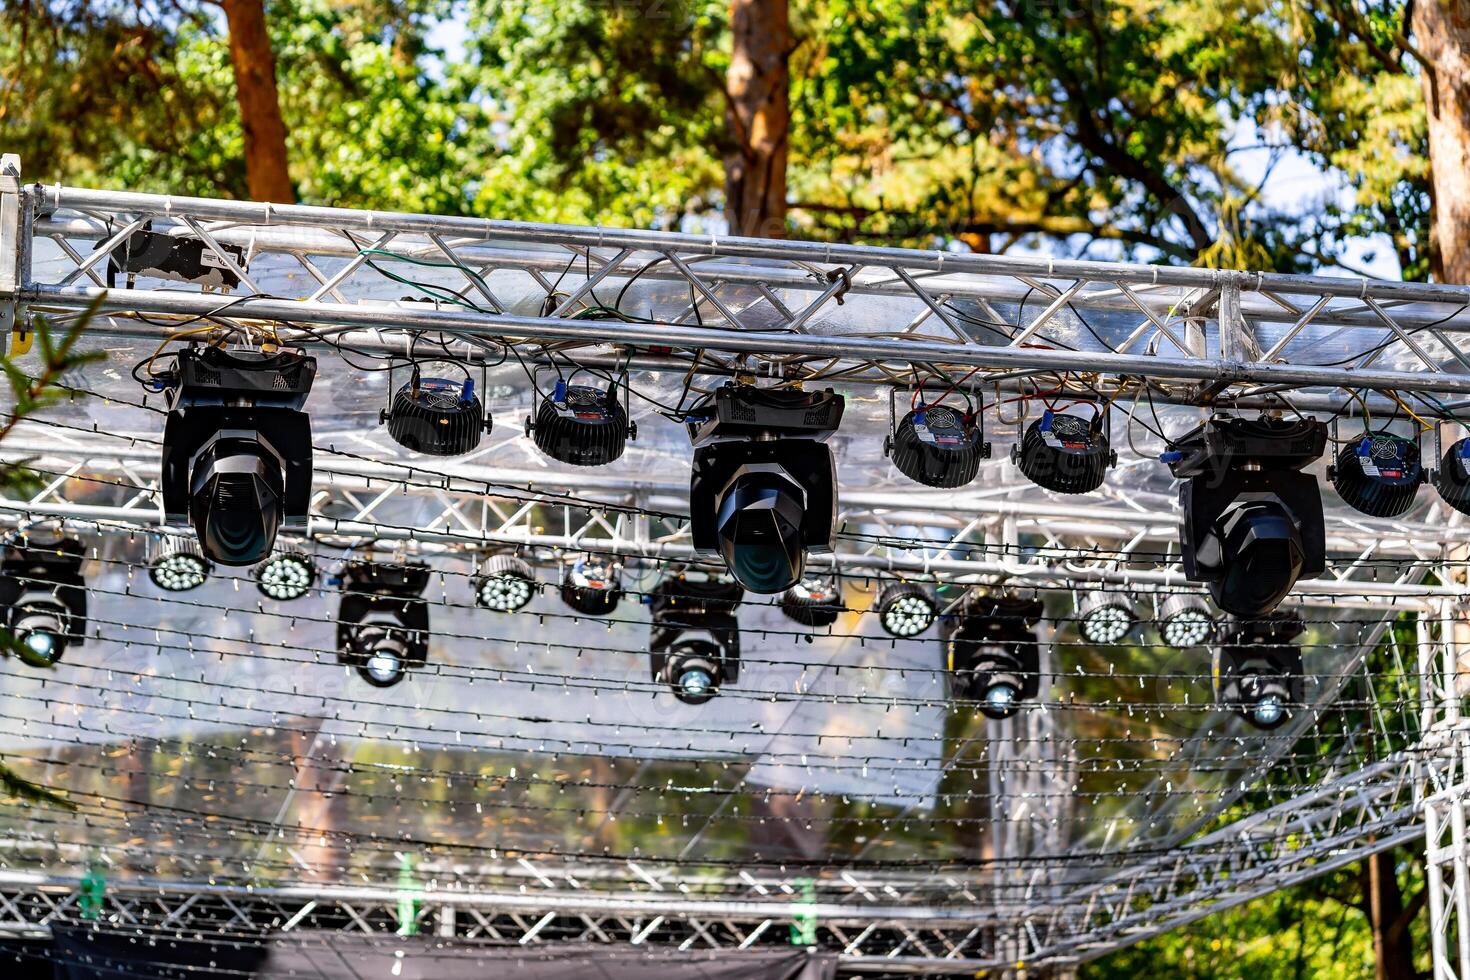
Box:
[337,561,430,687]
[148,535,212,592]
[873,581,937,638]
[527,381,635,466]
[884,389,989,488]
[1157,593,1215,648]
[1077,591,1135,645]
[649,576,743,705]
[1164,414,1326,618]
[103,223,246,290]
[943,592,1044,720]
[1214,611,1306,731]
[0,536,87,666]
[254,550,316,601]
[1013,407,1115,494]
[1434,436,1470,516]
[779,576,844,628]
[1328,431,1423,518]
[560,555,623,616]
[473,554,538,613]
[159,346,316,567]
[688,384,843,594]
[382,363,490,457]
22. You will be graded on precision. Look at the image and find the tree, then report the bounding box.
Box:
[1411,0,1470,283]
[724,0,791,236]
[220,0,294,202]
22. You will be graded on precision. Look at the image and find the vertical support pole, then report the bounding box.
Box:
[1216,273,1258,363]
[1424,596,1470,980]
[0,154,24,356]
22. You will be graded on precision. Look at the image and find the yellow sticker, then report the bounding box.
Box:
[8,324,31,357]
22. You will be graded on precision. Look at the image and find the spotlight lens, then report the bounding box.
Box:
[21,630,57,661]
[1082,605,1132,645]
[150,553,209,592]
[981,682,1020,719]
[478,574,533,612]
[678,666,714,699]
[189,440,284,566]
[1163,610,1212,648]
[256,554,315,601]
[882,594,934,637]
[714,471,808,593]
[1252,694,1285,728]
[361,651,405,686]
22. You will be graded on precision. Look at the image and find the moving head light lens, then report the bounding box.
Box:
[980,680,1021,720]
[1209,499,1304,618]
[13,605,66,664]
[190,438,284,566]
[666,641,722,705]
[715,467,808,594]
[359,636,409,687]
[1252,691,1286,729]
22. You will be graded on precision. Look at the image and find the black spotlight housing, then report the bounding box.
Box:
[1012,408,1115,494]
[874,580,937,638]
[779,577,844,628]
[383,372,489,456]
[1165,414,1327,619]
[1329,431,1423,518]
[473,554,538,613]
[1434,436,1470,516]
[160,346,315,567]
[885,392,989,488]
[527,382,634,466]
[688,384,843,594]
[560,555,623,616]
[1214,611,1305,731]
[650,576,743,705]
[337,561,430,688]
[943,592,1044,720]
[0,537,87,666]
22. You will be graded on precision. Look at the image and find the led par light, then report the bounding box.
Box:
[0,537,87,666]
[1214,611,1305,731]
[1157,593,1215,648]
[148,535,212,592]
[527,382,634,466]
[1077,591,1135,645]
[337,561,430,688]
[885,391,989,488]
[254,550,316,601]
[688,384,843,594]
[160,346,316,567]
[1434,437,1470,516]
[560,555,623,616]
[779,577,844,628]
[1164,414,1326,618]
[649,576,743,705]
[473,554,538,613]
[1329,431,1423,518]
[943,592,1044,720]
[383,370,490,457]
[874,581,937,638]
[1012,408,1115,494]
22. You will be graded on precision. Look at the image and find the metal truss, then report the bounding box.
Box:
[4,155,1470,409]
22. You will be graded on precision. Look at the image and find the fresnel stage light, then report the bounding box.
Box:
[649,576,744,705]
[337,561,431,688]
[160,346,316,567]
[688,384,843,594]
[1214,610,1305,731]
[0,535,87,666]
[1164,414,1326,618]
[943,591,1045,720]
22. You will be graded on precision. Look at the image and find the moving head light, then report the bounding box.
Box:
[1214,611,1305,731]
[943,592,1044,720]
[688,384,843,594]
[337,561,430,687]
[1164,414,1326,619]
[160,347,316,567]
[0,537,87,666]
[649,576,744,705]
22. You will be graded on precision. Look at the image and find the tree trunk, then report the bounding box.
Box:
[1413,0,1470,283]
[221,0,294,203]
[1365,848,1419,980]
[724,0,789,238]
